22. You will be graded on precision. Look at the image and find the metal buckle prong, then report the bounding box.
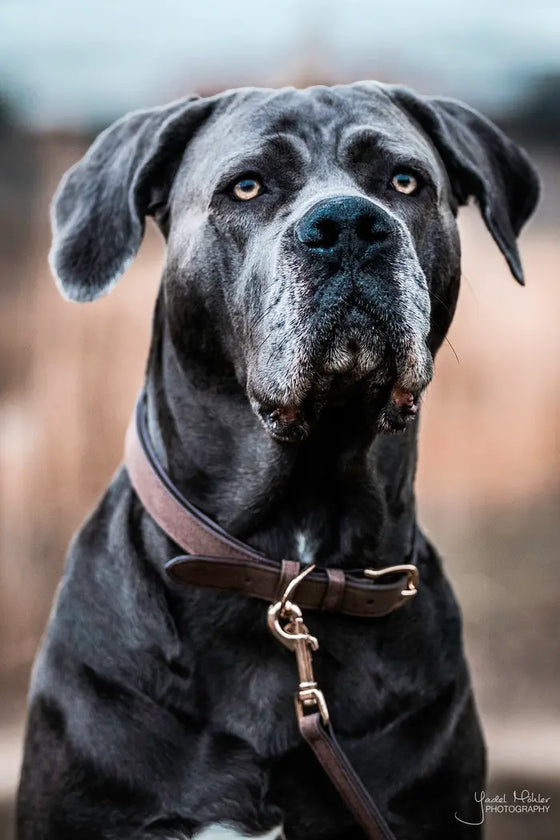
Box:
[363,563,419,598]
[279,563,316,616]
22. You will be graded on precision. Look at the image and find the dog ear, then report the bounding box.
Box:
[389,87,540,284]
[50,95,217,302]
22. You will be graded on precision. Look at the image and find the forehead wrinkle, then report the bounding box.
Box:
[275,121,323,160]
[339,125,440,177]
[269,90,347,148]
[338,127,393,162]
[205,132,311,189]
[217,88,357,176]
[259,131,312,168]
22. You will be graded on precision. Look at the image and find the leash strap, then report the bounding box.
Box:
[268,585,397,840]
[300,714,396,840]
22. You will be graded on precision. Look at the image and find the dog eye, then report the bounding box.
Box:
[231,177,264,201]
[391,172,419,195]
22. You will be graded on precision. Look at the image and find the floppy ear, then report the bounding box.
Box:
[49,95,217,302]
[389,87,540,284]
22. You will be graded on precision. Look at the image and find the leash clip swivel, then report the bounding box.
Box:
[268,564,330,726]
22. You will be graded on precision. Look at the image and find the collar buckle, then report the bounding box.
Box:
[363,564,419,598]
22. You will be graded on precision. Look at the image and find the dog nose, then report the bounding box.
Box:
[295,196,391,253]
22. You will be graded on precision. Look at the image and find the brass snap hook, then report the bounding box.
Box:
[268,562,329,726]
[267,600,318,652]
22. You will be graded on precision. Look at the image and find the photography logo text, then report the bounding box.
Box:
[455,789,552,826]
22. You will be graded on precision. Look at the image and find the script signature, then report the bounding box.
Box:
[455,790,552,825]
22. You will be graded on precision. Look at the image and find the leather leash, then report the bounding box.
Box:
[125,396,419,840]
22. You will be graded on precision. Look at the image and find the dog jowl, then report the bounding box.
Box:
[18,82,539,840]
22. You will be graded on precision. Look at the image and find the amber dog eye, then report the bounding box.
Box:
[231,177,263,201]
[391,172,419,195]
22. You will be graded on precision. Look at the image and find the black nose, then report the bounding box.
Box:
[295,196,391,253]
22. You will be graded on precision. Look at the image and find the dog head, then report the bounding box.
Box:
[50,83,539,442]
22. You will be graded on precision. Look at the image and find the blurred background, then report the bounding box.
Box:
[0,1,558,837]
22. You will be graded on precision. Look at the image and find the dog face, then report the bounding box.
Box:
[50,83,539,442]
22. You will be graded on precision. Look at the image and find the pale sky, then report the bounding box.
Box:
[0,0,558,128]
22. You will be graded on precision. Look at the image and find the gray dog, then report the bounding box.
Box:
[17,82,539,840]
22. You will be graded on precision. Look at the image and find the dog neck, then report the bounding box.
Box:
[143,294,419,568]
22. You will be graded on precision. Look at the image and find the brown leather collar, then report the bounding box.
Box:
[125,397,419,618]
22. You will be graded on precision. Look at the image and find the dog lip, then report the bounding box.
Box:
[257,403,311,443]
[390,384,420,415]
